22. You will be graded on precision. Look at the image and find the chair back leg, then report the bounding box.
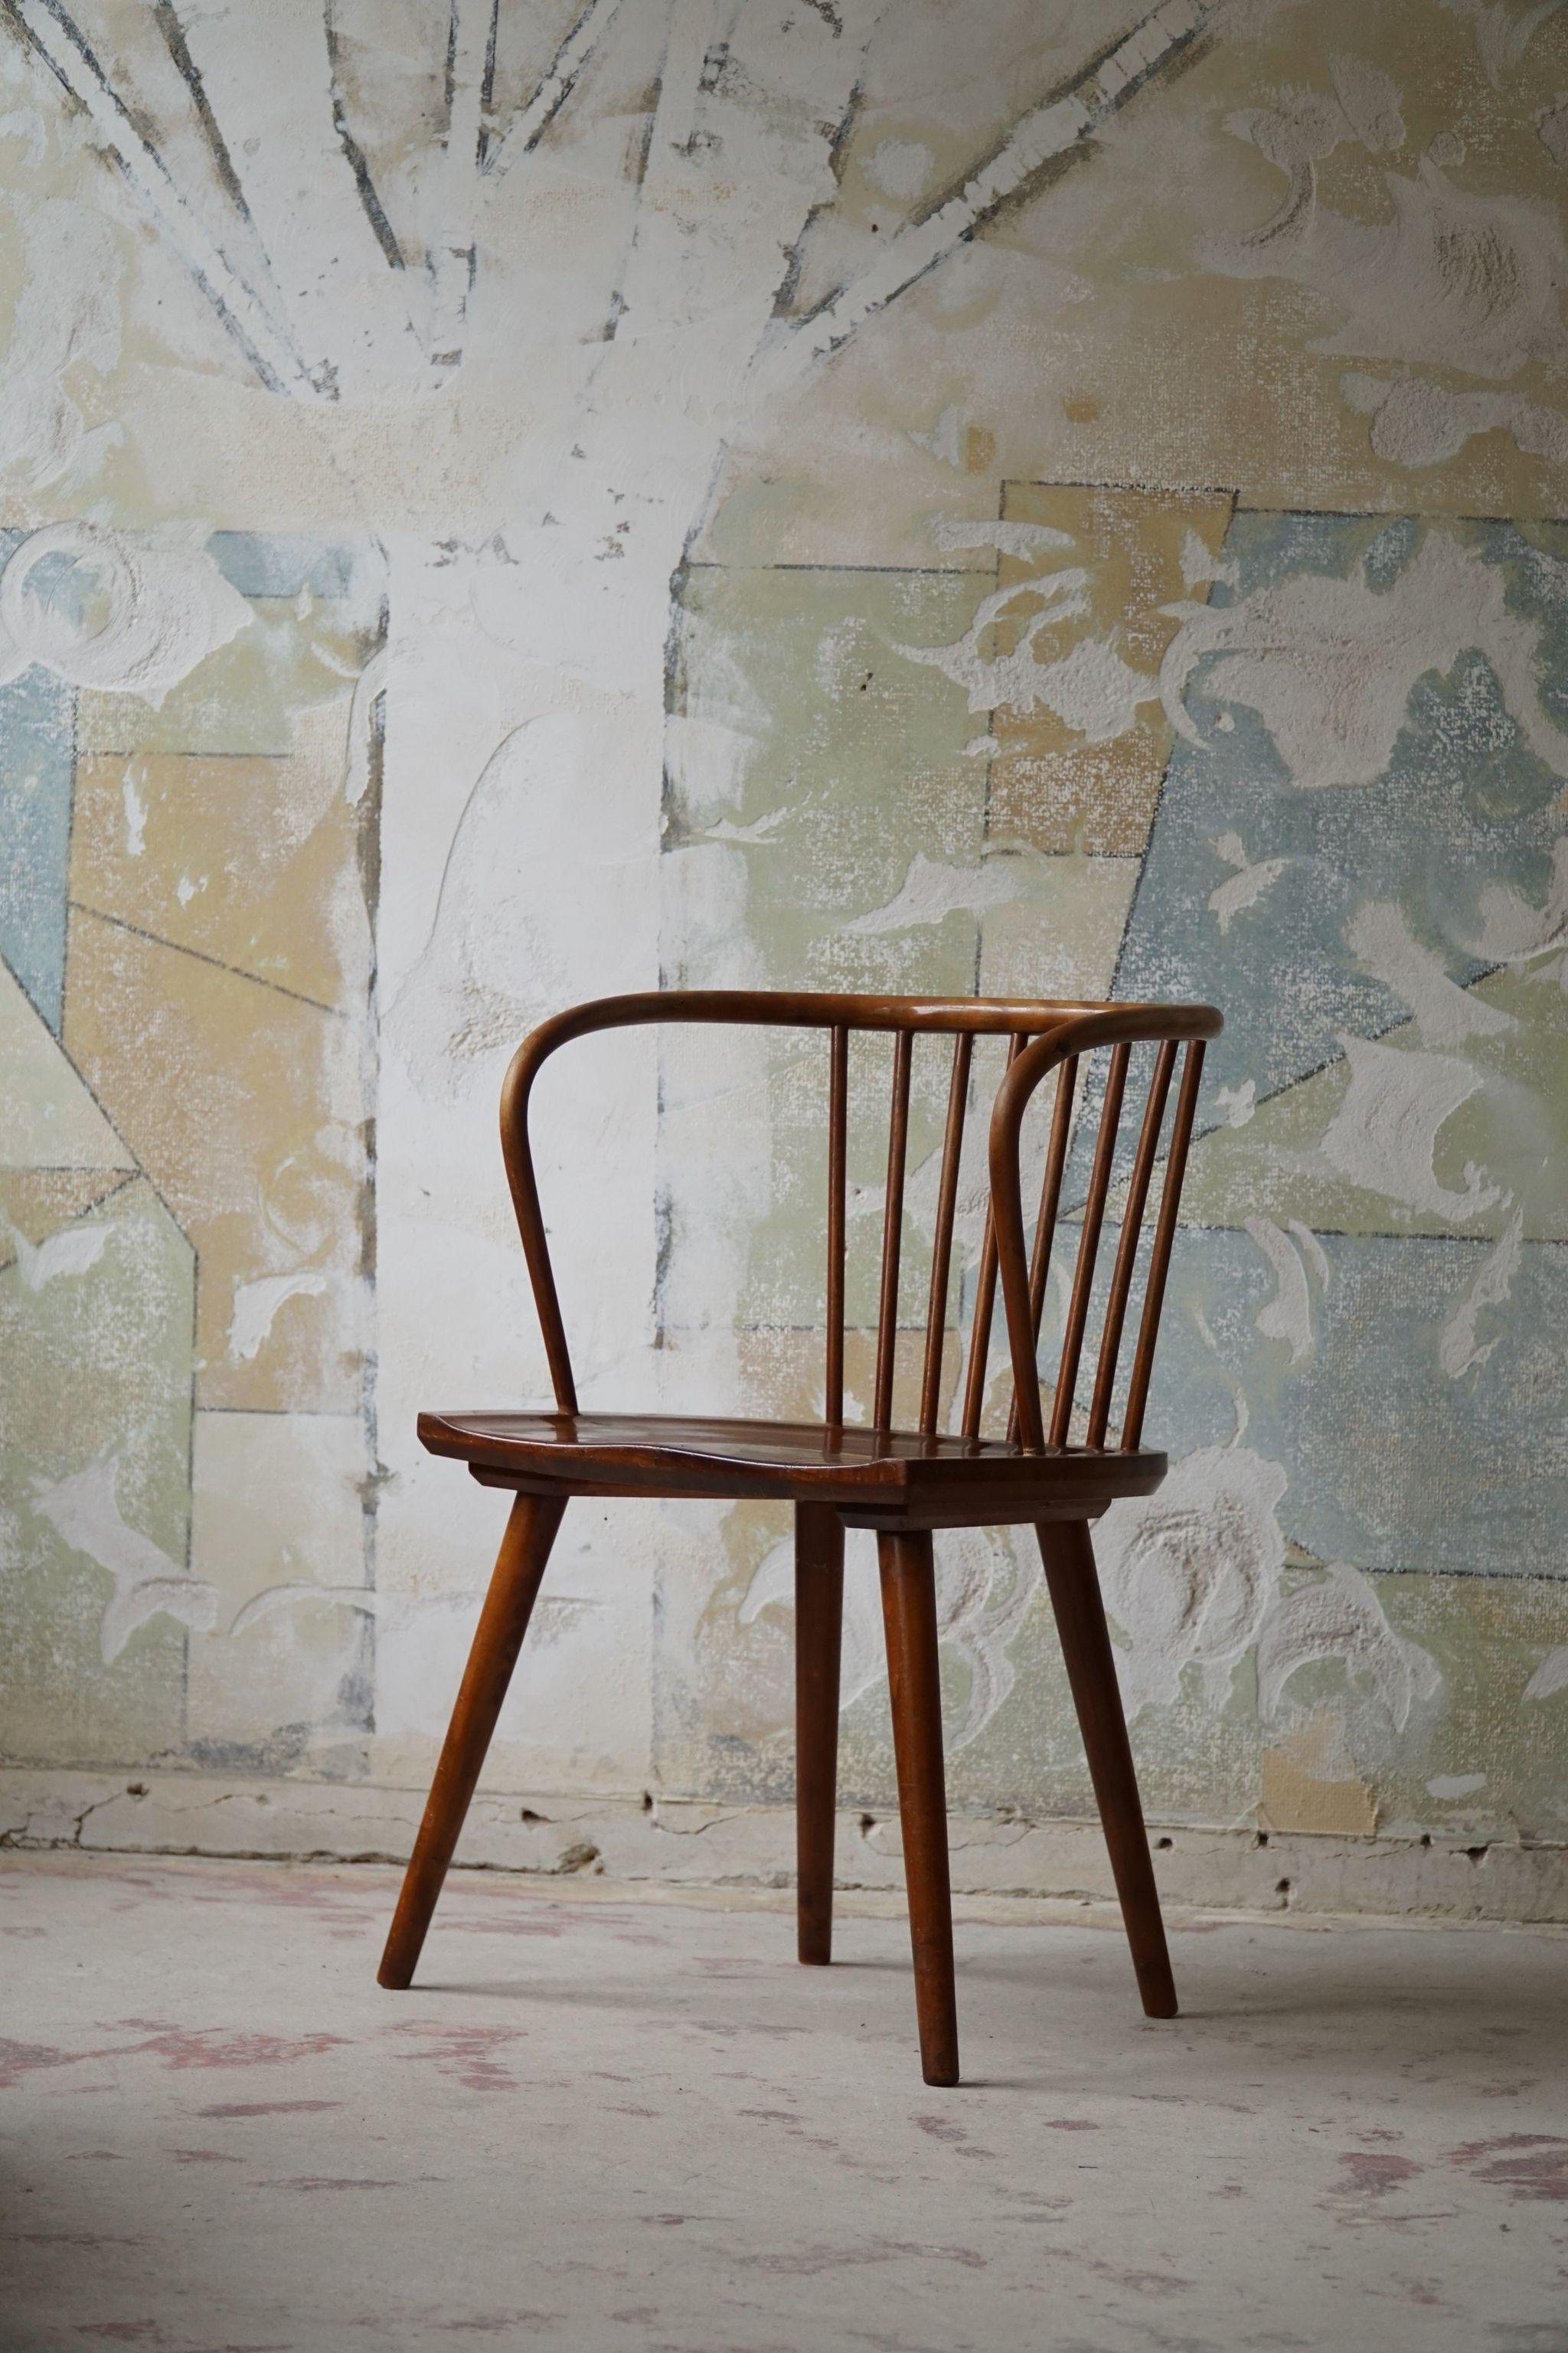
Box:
[795,1502,845,1966]
[1036,1518,1178,2020]
[378,1492,567,1989]
[877,1529,959,2087]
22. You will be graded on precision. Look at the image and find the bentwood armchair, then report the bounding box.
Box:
[378,991,1222,2085]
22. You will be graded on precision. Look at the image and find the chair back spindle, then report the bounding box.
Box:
[919,1032,972,1434]
[873,1031,913,1433]
[959,1032,1024,1440]
[1047,1041,1130,1449]
[825,1023,848,1424]
[1006,1054,1079,1446]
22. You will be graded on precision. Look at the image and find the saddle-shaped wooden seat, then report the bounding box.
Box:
[420,1409,1168,1521]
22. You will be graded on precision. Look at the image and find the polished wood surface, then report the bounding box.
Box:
[377,1492,564,1991]
[419,1408,1168,1521]
[991,1017,1215,1454]
[386,985,1223,2083]
[1007,1053,1076,1446]
[920,1031,972,1433]
[1123,1037,1208,1452]
[500,992,1220,1437]
[795,1502,844,1967]
[959,1030,1023,1441]
[874,1028,913,1433]
[879,1531,959,2087]
[1088,1039,1177,1449]
[825,1025,848,1426]
[1036,1519,1178,2019]
[1049,1041,1129,1449]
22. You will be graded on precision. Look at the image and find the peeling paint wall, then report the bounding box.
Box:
[1,0,1565,1886]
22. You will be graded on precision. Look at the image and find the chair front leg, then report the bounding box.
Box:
[1036,1518,1177,2020]
[795,1502,844,1965]
[877,1528,959,2087]
[378,1491,566,1989]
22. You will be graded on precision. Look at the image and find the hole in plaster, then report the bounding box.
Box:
[1254,1831,1269,1848]
[519,1808,550,1825]
[859,1812,876,1835]
[1275,1878,1292,1896]
[1155,1836,1174,1850]
[1465,1845,1491,1863]
[1419,1833,1432,1847]
[126,1783,147,1798]
[641,1791,655,1812]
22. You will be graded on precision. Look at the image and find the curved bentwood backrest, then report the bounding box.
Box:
[500,993,1223,1454]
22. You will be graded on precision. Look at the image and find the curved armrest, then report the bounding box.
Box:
[500,989,1222,1430]
[987,1003,1222,1453]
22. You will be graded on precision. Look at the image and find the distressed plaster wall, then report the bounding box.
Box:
[1,0,1565,1907]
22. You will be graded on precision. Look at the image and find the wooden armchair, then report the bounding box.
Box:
[378,990,1222,2084]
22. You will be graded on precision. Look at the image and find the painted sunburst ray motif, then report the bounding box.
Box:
[3,0,627,394]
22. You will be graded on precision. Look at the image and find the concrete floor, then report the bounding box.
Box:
[2,1855,1566,2353]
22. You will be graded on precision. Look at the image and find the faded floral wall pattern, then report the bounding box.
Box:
[0,0,1564,1874]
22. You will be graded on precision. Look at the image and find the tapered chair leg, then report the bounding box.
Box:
[378,1492,566,1990]
[877,1530,959,2087]
[795,1502,844,1966]
[1037,1518,1177,2021]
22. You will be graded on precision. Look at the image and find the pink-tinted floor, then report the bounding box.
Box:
[2,1852,1566,2351]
